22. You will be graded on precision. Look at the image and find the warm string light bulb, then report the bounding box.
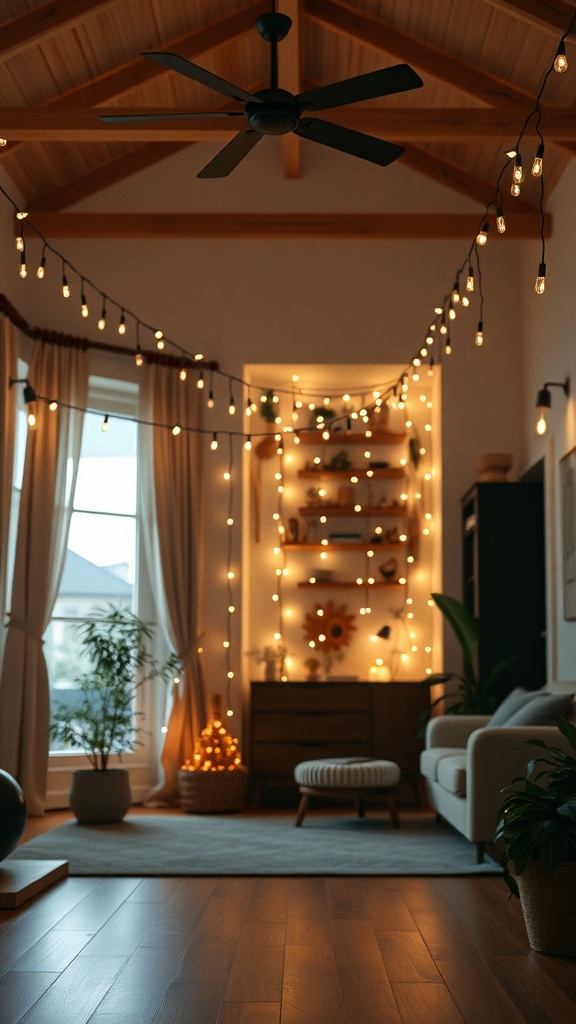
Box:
[532,143,544,177]
[535,262,546,294]
[36,250,47,279]
[496,208,506,233]
[466,266,474,292]
[19,250,27,278]
[81,283,89,318]
[476,221,489,246]
[179,366,187,382]
[475,321,484,346]
[62,265,70,298]
[511,154,524,195]
[118,311,126,335]
[101,414,109,433]
[554,40,568,73]
[98,302,106,330]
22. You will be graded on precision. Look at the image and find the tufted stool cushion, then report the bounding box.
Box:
[293,757,401,828]
[294,758,400,789]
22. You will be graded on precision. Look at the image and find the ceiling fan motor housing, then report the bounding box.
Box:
[255,12,292,42]
[245,89,301,135]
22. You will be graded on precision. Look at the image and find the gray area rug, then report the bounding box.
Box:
[8,814,501,876]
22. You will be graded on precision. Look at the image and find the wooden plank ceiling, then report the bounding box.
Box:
[1,0,575,239]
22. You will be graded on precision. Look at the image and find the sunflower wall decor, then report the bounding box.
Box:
[303,600,357,675]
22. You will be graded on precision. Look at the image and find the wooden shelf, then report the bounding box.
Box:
[299,505,407,518]
[297,467,405,480]
[297,580,405,589]
[283,542,404,552]
[297,430,406,445]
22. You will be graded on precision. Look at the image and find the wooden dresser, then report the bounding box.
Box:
[249,680,428,805]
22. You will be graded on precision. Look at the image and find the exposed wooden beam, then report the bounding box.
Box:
[280,0,304,178]
[26,144,191,212]
[399,145,537,213]
[0,0,123,61]
[483,0,576,36]
[4,106,575,141]
[26,211,550,239]
[0,2,268,160]
[305,0,536,108]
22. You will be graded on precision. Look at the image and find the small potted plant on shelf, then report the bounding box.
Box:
[495,716,576,955]
[50,603,179,823]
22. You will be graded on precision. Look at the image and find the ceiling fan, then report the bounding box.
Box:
[101,3,423,178]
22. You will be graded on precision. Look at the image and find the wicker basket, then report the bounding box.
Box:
[178,766,248,814]
[517,860,576,956]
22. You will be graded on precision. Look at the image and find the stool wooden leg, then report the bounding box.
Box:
[387,795,400,828]
[295,792,310,827]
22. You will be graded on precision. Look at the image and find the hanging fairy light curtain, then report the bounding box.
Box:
[0,316,18,655]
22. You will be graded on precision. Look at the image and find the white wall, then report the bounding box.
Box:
[519,161,576,688]
[1,144,528,716]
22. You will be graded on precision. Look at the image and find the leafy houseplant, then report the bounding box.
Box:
[50,604,178,822]
[421,592,518,717]
[495,717,576,955]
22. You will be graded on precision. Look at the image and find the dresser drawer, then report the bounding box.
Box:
[250,740,371,775]
[251,682,370,713]
[251,711,370,743]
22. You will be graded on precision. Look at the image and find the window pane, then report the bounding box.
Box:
[67,512,137,586]
[74,411,137,515]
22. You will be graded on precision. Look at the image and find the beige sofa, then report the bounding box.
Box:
[420,691,575,863]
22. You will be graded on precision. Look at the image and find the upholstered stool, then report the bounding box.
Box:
[294,757,401,828]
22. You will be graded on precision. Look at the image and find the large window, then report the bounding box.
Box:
[44,379,139,752]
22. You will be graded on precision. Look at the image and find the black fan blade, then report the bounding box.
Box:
[197,130,262,178]
[294,117,404,168]
[100,111,245,123]
[143,52,262,106]
[296,64,423,111]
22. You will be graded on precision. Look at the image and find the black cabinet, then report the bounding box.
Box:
[461,482,546,700]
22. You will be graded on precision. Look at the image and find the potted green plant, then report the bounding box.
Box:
[495,717,576,955]
[421,592,518,717]
[50,603,178,823]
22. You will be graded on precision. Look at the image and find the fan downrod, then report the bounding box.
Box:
[255,12,292,43]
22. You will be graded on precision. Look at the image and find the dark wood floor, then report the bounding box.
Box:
[2,809,576,1023]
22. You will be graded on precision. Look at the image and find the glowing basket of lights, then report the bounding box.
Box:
[178,695,247,813]
[178,765,248,814]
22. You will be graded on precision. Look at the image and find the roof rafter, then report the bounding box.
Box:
[483,0,576,36]
[24,210,550,240]
[4,106,574,141]
[305,0,534,108]
[0,1,269,161]
[0,0,124,61]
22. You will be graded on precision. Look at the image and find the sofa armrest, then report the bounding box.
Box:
[425,714,490,749]
[466,725,575,841]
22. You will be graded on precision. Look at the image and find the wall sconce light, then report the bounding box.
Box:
[534,377,570,436]
[9,376,39,428]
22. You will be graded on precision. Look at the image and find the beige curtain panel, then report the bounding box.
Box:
[139,363,206,805]
[0,317,18,660]
[0,340,88,814]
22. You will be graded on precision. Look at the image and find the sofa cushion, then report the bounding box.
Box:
[436,754,467,797]
[420,746,464,782]
[503,692,574,726]
[488,687,544,726]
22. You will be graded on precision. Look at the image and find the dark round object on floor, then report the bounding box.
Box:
[0,768,27,860]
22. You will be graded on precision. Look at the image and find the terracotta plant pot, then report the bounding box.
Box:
[517,859,576,956]
[69,768,132,824]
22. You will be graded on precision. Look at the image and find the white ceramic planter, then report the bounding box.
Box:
[69,768,132,824]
